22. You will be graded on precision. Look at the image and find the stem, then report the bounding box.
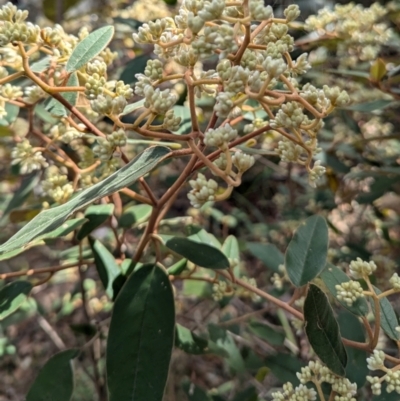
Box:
[313,380,326,401]
[219,271,304,320]
[0,71,25,85]
[188,139,237,186]
[366,278,381,349]
[139,177,158,205]
[120,188,153,205]
[0,260,94,280]
[185,70,200,133]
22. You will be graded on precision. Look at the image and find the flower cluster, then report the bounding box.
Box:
[335,280,364,306]
[305,2,393,67]
[212,276,260,302]
[271,382,316,401]
[41,166,74,204]
[366,350,400,396]
[11,140,48,174]
[129,0,349,196]
[212,280,234,301]
[204,124,238,150]
[188,173,219,208]
[295,360,357,401]
[349,258,377,279]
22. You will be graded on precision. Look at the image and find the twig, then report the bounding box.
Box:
[0,260,94,280]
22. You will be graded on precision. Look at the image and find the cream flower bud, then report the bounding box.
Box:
[284,4,300,22]
[86,59,107,76]
[214,91,234,117]
[108,129,127,147]
[204,124,237,149]
[163,109,181,131]
[335,280,364,306]
[144,59,163,80]
[93,137,114,161]
[262,56,287,78]
[249,0,273,20]
[187,12,205,34]
[188,173,218,208]
[323,85,350,107]
[389,273,400,290]
[11,140,48,174]
[232,151,255,172]
[367,350,385,371]
[198,0,225,21]
[349,258,377,279]
[308,160,326,187]
[367,376,382,396]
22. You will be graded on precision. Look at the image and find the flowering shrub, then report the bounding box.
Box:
[0,0,399,400]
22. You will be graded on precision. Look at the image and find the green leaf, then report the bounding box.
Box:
[0,146,169,257]
[337,310,368,388]
[46,73,79,116]
[326,68,370,79]
[165,237,229,269]
[113,17,143,30]
[34,104,58,124]
[0,103,19,125]
[120,54,150,85]
[119,204,152,228]
[0,174,39,226]
[304,284,347,376]
[222,235,240,261]
[89,239,121,299]
[264,353,305,385]
[171,106,192,135]
[175,324,209,354]
[66,26,114,73]
[77,204,114,240]
[285,215,329,287]
[43,217,87,241]
[319,264,369,316]
[0,281,32,320]
[188,229,221,249]
[167,258,187,275]
[344,99,395,112]
[371,286,400,341]
[26,349,79,401]
[248,321,285,346]
[30,56,51,73]
[0,217,86,261]
[106,264,175,401]
[246,242,284,273]
[208,324,245,373]
[121,99,146,116]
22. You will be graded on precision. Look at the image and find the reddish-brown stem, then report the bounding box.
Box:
[139,177,158,206]
[120,188,152,205]
[0,260,94,280]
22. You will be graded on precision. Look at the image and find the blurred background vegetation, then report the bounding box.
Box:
[0,0,399,400]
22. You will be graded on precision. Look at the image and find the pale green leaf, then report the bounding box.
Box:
[0,146,169,257]
[66,26,114,73]
[46,73,79,116]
